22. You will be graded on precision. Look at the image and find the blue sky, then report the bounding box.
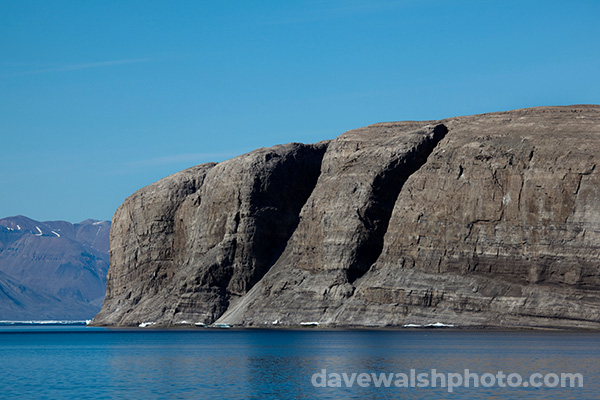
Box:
[1,0,599,222]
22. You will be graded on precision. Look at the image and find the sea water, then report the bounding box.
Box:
[0,325,598,399]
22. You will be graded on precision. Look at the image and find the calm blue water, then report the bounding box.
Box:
[0,326,598,399]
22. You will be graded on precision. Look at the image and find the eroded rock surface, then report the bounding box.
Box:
[95,105,600,329]
[94,143,327,325]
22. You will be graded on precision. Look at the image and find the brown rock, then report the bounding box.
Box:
[95,105,600,329]
[93,143,327,325]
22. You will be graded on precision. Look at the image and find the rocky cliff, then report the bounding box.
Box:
[94,105,600,329]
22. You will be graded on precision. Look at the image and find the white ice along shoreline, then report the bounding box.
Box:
[403,322,456,328]
[0,320,91,325]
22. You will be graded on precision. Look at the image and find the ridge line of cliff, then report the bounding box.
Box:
[97,105,600,329]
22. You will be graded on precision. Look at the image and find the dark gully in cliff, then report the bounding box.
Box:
[93,105,600,329]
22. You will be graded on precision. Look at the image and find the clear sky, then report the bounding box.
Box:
[1,0,599,223]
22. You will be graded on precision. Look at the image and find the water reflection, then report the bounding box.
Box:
[0,328,598,399]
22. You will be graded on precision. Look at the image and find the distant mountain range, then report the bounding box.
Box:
[0,215,110,320]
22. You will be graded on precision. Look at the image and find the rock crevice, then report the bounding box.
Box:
[94,142,328,326]
[349,123,448,283]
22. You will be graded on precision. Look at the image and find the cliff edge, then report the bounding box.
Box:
[93,105,600,329]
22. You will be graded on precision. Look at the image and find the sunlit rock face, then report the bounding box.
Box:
[95,105,600,329]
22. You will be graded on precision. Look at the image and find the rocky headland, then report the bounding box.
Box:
[93,105,600,329]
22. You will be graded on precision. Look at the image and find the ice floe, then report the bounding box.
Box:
[0,320,89,325]
[403,322,456,328]
[426,322,455,328]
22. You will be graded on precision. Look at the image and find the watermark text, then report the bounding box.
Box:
[311,369,583,392]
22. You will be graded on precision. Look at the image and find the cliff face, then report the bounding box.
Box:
[94,105,600,329]
[94,143,327,325]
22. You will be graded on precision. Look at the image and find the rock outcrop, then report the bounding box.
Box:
[94,105,600,329]
[94,143,328,325]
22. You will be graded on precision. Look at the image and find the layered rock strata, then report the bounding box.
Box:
[94,105,600,329]
[94,143,327,325]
